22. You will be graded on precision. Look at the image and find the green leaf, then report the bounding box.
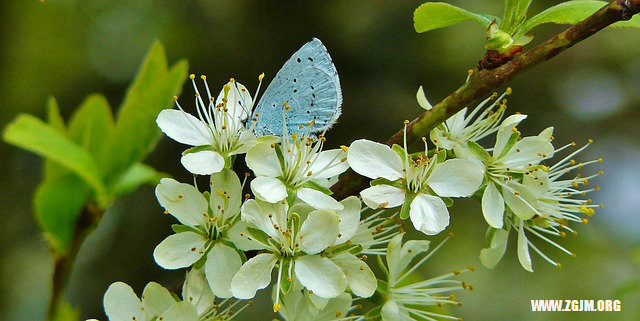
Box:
[100,42,188,183]
[182,145,213,155]
[300,180,333,195]
[414,2,497,33]
[109,162,165,198]
[3,114,107,202]
[467,140,491,163]
[68,94,115,157]
[44,97,68,182]
[34,173,91,253]
[502,0,533,33]
[171,224,200,234]
[516,1,640,38]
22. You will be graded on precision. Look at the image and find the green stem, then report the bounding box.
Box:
[332,0,640,199]
[47,204,104,320]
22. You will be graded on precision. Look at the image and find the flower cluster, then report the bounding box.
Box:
[95,74,601,320]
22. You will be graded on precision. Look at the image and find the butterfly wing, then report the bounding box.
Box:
[252,38,342,136]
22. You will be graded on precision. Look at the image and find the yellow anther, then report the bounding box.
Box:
[557,263,563,268]
[403,119,410,125]
[229,77,235,82]
[598,158,603,163]
[467,265,475,271]
[594,185,600,190]
[570,159,576,165]
[572,253,577,258]
[291,133,298,140]
[506,87,512,95]
[467,69,474,76]
[273,303,281,312]
[588,139,594,144]
[307,171,313,177]
[453,269,461,275]
[582,218,589,224]
[550,135,555,141]
[512,127,518,132]
[189,74,195,80]
[173,95,178,100]
[340,145,348,152]
[336,310,342,318]
[571,141,577,147]
[177,194,184,200]
[200,75,206,80]
[258,73,265,81]
[598,170,604,175]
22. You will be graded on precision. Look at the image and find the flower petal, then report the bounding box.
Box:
[153,232,208,269]
[155,178,208,227]
[251,176,287,203]
[241,199,288,240]
[517,222,533,272]
[205,243,242,298]
[298,209,340,254]
[479,228,510,269]
[360,185,405,209]
[331,253,376,298]
[141,282,176,320]
[427,159,485,197]
[209,168,243,221]
[493,114,527,157]
[294,255,347,299]
[230,253,278,299]
[481,181,505,228]
[181,150,225,175]
[381,299,400,321]
[409,194,449,236]
[503,183,538,220]
[157,301,198,321]
[157,109,211,146]
[316,293,353,321]
[297,188,343,210]
[246,142,282,177]
[103,282,142,321]
[307,149,349,179]
[347,139,404,180]
[182,268,216,316]
[334,196,361,244]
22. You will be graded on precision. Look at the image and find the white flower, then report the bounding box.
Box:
[467,113,555,229]
[480,140,603,271]
[157,75,265,175]
[152,169,245,298]
[377,233,469,321]
[347,133,484,235]
[245,129,349,210]
[229,196,376,312]
[430,89,510,154]
[102,282,198,321]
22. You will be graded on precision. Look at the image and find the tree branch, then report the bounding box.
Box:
[332,0,640,199]
[47,205,104,320]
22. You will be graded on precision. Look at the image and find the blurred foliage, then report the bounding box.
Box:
[0,0,639,320]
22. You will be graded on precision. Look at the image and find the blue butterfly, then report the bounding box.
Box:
[251,38,342,136]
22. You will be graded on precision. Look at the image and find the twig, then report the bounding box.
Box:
[332,0,640,199]
[47,205,104,320]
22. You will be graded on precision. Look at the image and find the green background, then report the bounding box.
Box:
[0,0,638,320]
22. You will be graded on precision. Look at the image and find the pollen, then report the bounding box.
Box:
[468,265,475,271]
[582,218,589,224]
[273,303,281,312]
[467,69,474,76]
[588,139,594,144]
[307,171,313,176]
[506,87,512,95]
[189,74,195,80]
[598,158,603,163]
[177,194,183,199]
[173,95,178,100]
[453,269,461,275]
[259,73,265,81]
[340,145,348,152]
[512,127,518,132]
[200,75,206,80]
[404,119,410,124]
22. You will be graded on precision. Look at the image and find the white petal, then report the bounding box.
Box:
[182,268,216,316]
[427,159,485,197]
[228,130,258,156]
[360,185,405,209]
[240,199,288,240]
[409,194,450,236]
[103,282,142,321]
[230,253,278,299]
[298,209,340,255]
[334,196,361,244]
[500,114,528,130]
[347,139,404,180]
[155,178,208,227]
[251,176,287,203]
[294,255,347,299]
[209,169,243,221]
[493,114,527,157]
[430,127,455,150]
[141,282,176,320]
[307,149,349,179]
[153,232,207,269]
[416,86,432,110]
[445,107,468,134]
[246,142,282,177]
[157,109,211,146]
[226,221,268,251]
[315,293,353,321]
[385,234,430,284]
[503,183,538,220]
[381,300,400,321]
[479,228,510,269]
[297,188,343,210]
[517,222,533,272]
[216,81,253,123]
[205,243,242,298]
[481,181,504,228]
[157,302,198,321]
[501,136,554,167]
[331,253,376,298]
[180,150,224,175]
